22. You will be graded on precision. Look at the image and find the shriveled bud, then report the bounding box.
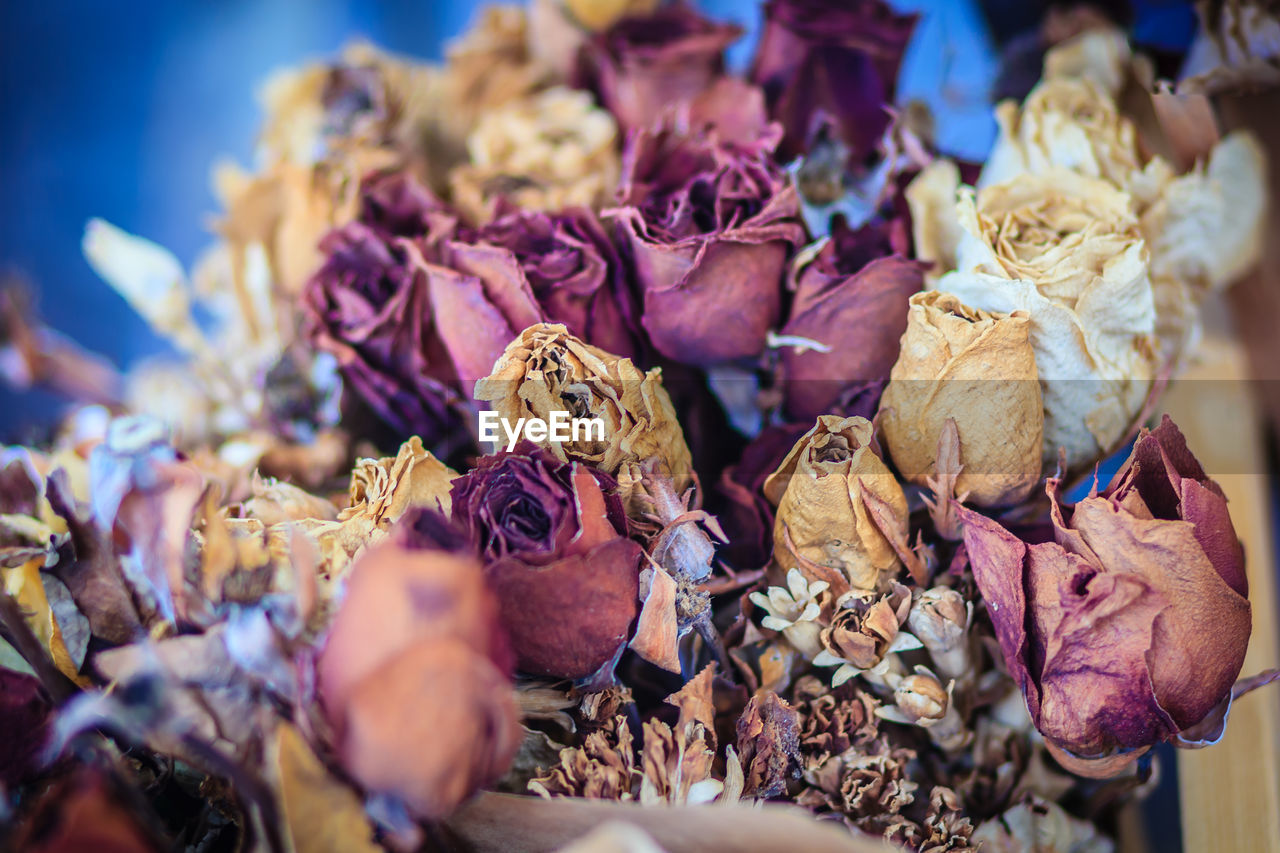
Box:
[764,416,909,595]
[475,323,692,513]
[906,587,972,683]
[880,291,1042,507]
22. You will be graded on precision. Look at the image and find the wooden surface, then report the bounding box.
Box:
[1161,336,1280,853]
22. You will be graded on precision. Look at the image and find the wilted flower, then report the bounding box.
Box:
[908,163,1157,468]
[957,416,1273,777]
[749,0,916,163]
[7,769,165,853]
[906,586,971,683]
[880,291,1043,508]
[424,207,640,392]
[528,0,663,80]
[317,537,520,818]
[302,172,466,442]
[609,127,805,365]
[749,568,830,658]
[778,221,925,422]
[578,3,741,131]
[450,445,643,680]
[813,584,920,685]
[449,86,619,225]
[474,324,692,508]
[764,416,909,596]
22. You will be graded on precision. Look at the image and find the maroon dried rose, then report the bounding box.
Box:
[579,2,741,132]
[424,206,641,391]
[958,416,1277,777]
[302,171,464,441]
[779,219,924,421]
[451,444,643,680]
[317,538,519,818]
[8,769,164,853]
[749,0,916,163]
[609,128,806,365]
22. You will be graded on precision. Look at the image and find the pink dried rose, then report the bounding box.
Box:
[450,445,643,680]
[609,128,806,365]
[749,0,917,163]
[958,416,1278,777]
[424,206,641,392]
[578,2,741,132]
[779,219,925,421]
[302,171,465,442]
[316,536,520,818]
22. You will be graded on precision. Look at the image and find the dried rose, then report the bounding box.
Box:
[317,537,519,818]
[608,127,806,366]
[449,86,620,225]
[578,3,740,132]
[880,291,1043,508]
[302,172,465,441]
[763,416,909,596]
[958,416,1274,777]
[749,0,916,164]
[908,164,1158,468]
[450,445,643,679]
[528,0,663,81]
[779,221,925,421]
[474,324,692,509]
[424,207,641,392]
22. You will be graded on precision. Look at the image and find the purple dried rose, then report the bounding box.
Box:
[424,206,641,392]
[451,444,643,680]
[778,218,924,421]
[749,0,916,163]
[303,172,464,440]
[609,128,806,365]
[958,416,1277,777]
[579,2,741,132]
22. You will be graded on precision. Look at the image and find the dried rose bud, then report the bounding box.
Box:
[779,221,926,422]
[578,3,741,132]
[608,128,806,366]
[764,416,909,595]
[317,538,519,818]
[880,292,1043,508]
[423,206,641,393]
[451,445,643,680]
[892,671,949,722]
[905,587,971,683]
[749,0,916,163]
[474,323,692,507]
[959,416,1274,777]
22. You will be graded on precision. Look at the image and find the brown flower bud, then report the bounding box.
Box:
[813,584,920,686]
[880,291,1042,508]
[475,323,692,511]
[317,539,519,818]
[893,672,949,723]
[906,587,971,683]
[763,416,908,595]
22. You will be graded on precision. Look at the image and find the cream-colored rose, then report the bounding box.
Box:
[924,169,1157,468]
[474,323,692,512]
[981,77,1172,207]
[1042,26,1132,96]
[906,159,967,286]
[763,416,908,596]
[881,291,1043,507]
[449,86,620,224]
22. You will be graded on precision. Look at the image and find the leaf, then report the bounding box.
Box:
[270,723,381,853]
[629,566,681,674]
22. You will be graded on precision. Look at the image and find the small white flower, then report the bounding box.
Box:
[748,569,829,659]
